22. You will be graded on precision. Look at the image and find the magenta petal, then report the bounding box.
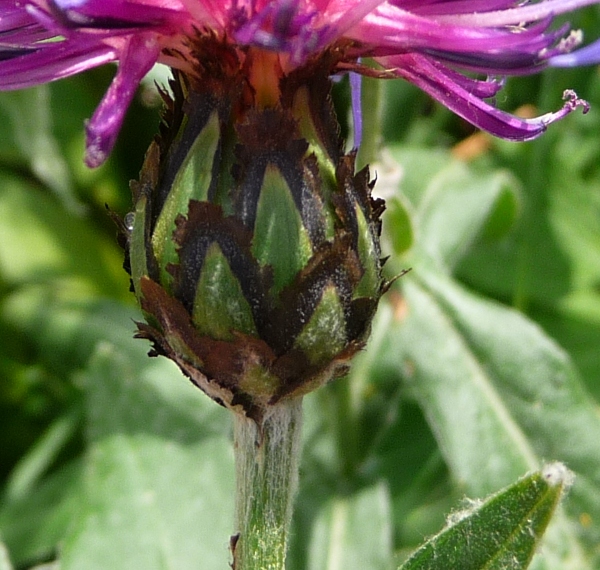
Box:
[349,71,363,149]
[0,40,117,90]
[84,34,160,168]
[48,0,185,30]
[551,38,600,67]
[1,0,598,166]
[387,54,589,141]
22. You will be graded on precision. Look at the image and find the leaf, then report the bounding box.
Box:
[0,173,128,300]
[384,195,413,256]
[532,290,600,400]
[0,462,83,566]
[2,409,81,504]
[0,292,139,378]
[382,265,600,567]
[399,464,572,570]
[0,543,13,570]
[59,334,235,570]
[409,159,520,270]
[307,482,393,570]
[0,298,236,569]
[394,269,533,492]
[0,87,80,213]
[456,110,600,305]
[376,144,600,565]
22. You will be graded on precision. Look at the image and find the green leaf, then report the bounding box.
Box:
[59,335,235,570]
[0,292,139,377]
[0,173,129,301]
[1,299,237,569]
[456,109,600,305]
[2,409,80,503]
[0,462,83,566]
[532,290,600,400]
[0,87,80,214]
[0,543,14,570]
[410,160,520,270]
[382,264,600,567]
[383,195,413,256]
[399,464,572,570]
[375,148,600,564]
[307,482,394,570]
[393,269,533,492]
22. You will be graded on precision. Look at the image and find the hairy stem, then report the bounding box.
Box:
[232,398,303,570]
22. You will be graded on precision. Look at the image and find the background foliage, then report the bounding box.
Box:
[1,10,600,569]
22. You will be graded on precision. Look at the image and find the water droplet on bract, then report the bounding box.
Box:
[124,212,135,232]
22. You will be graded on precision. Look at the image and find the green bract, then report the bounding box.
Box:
[123,43,386,421]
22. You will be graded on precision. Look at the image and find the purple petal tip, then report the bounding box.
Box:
[84,121,112,168]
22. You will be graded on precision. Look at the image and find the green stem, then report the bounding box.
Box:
[232,398,303,570]
[356,70,384,171]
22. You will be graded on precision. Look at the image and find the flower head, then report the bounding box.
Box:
[123,50,387,419]
[1,0,597,166]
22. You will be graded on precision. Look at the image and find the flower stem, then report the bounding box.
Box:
[356,71,384,170]
[232,398,303,570]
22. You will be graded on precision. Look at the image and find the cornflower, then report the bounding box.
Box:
[2,2,599,568]
[0,0,597,168]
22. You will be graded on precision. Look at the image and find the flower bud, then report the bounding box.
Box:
[123,41,386,421]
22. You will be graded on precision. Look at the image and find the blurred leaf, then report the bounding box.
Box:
[387,147,451,207]
[0,173,129,300]
[384,196,413,256]
[381,265,600,567]
[1,299,236,569]
[480,182,520,242]
[0,461,82,566]
[532,291,600,400]
[373,144,600,565]
[399,464,571,570]
[59,332,235,570]
[457,108,600,306]
[389,149,521,271]
[0,300,142,566]
[0,87,80,213]
[307,482,393,570]
[2,408,80,503]
[1,291,138,377]
[377,407,453,554]
[0,543,13,570]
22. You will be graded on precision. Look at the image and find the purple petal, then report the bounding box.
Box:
[233,0,327,62]
[437,68,504,99]
[432,0,600,26]
[0,39,117,90]
[356,9,559,58]
[387,53,589,141]
[84,33,160,168]
[350,70,363,150]
[398,1,520,17]
[551,38,600,67]
[47,0,185,30]
[418,22,569,75]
